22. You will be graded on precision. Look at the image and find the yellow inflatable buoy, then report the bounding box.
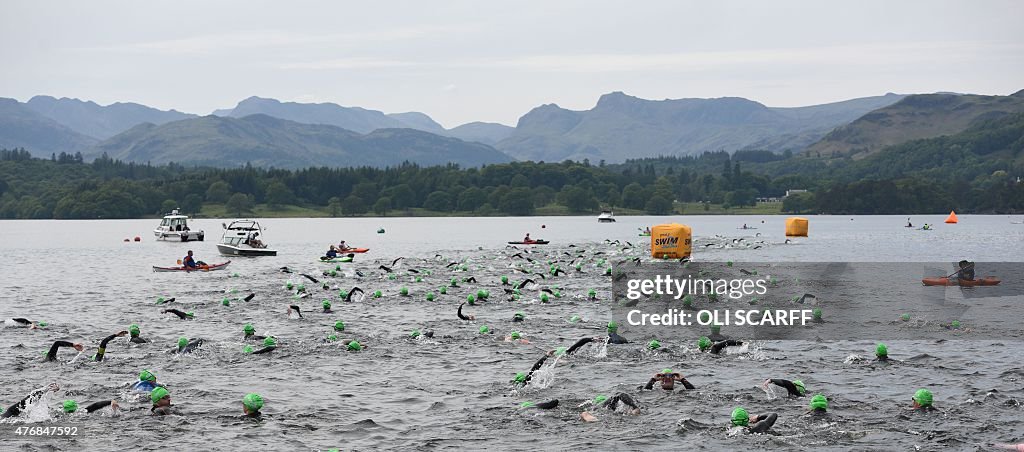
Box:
[785,217,809,237]
[650,223,692,259]
[944,211,958,224]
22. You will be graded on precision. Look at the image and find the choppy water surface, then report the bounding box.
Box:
[1,214,1022,450]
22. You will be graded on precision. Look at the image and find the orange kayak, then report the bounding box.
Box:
[922,277,1001,286]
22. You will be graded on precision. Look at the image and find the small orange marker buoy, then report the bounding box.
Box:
[944,211,958,224]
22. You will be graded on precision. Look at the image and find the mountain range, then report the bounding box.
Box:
[1,90,1022,168]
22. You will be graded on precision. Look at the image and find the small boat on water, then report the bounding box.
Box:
[922,276,1001,286]
[153,261,231,272]
[154,209,204,242]
[216,220,277,256]
[508,240,550,245]
[598,211,616,223]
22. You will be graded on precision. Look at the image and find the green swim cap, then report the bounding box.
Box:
[510,331,521,339]
[157,296,165,304]
[450,278,458,287]
[323,300,332,309]
[605,267,612,275]
[263,337,277,347]
[36,321,47,327]
[410,330,421,338]
[129,324,140,337]
[514,311,525,320]
[901,313,911,321]
[186,311,194,317]
[440,287,447,294]
[647,339,661,350]
[329,269,337,277]
[698,336,712,351]
[662,368,673,374]
[347,340,362,351]
[242,393,264,412]
[151,387,169,404]
[222,298,230,306]
[593,395,608,404]
[177,337,188,349]
[540,293,549,303]
[726,261,733,267]
[400,287,409,296]
[913,389,933,407]
[875,343,888,357]
[373,290,382,298]
[140,370,156,382]
[415,276,423,283]
[810,394,827,410]
[297,284,305,291]
[63,400,78,413]
[951,320,961,329]
[479,325,490,334]
[699,312,711,323]
[520,401,535,408]
[426,292,435,301]
[334,320,345,332]
[682,295,693,306]
[513,372,526,383]
[285,282,293,289]
[339,290,348,299]
[243,345,254,354]
[793,380,806,395]
[467,294,475,304]
[570,315,581,323]
[607,321,618,333]
[588,289,596,298]
[731,407,749,426]
[476,289,486,299]
[244,323,255,334]
[501,275,508,284]
[554,347,567,357]
[710,325,721,334]
[812,308,822,320]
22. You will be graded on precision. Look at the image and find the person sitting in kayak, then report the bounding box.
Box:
[338,240,349,251]
[906,218,913,227]
[325,245,339,259]
[523,233,532,243]
[183,250,198,269]
[956,260,975,282]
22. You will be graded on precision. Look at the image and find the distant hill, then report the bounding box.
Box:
[87,114,512,169]
[25,95,194,139]
[805,90,1024,158]
[220,96,416,134]
[495,91,905,163]
[0,98,98,154]
[447,121,515,146]
[387,112,446,134]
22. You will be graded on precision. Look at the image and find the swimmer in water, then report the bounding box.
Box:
[250,337,277,354]
[457,303,475,320]
[874,343,889,363]
[504,331,529,344]
[128,324,147,343]
[731,407,778,433]
[807,394,828,416]
[163,309,194,320]
[1,383,59,418]
[580,393,642,421]
[94,330,129,362]
[322,300,333,313]
[132,370,162,392]
[606,321,629,344]
[287,305,303,318]
[512,311,525,322]
[6,317,45,329]
[910,389,935,412]
[698,336,743,355]
[62,399,120,415]
[175,337,205,354]
[242,393,263,418]
[519,400,559,410]
[563,336,603,356]
[150,387,173,415]
[642,369,696,391]
[243,323,266,341]
[340,339,364,351]
[762,378,806,397]
[45,340,84,361]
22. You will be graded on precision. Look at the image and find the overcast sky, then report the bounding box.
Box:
[1,0,1021,127]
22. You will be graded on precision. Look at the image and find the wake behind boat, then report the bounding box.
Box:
[217,220,277,256]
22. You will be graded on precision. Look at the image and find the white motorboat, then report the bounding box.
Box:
[216,219,277,256]
[597,210,616,223]
[154,209,204,241]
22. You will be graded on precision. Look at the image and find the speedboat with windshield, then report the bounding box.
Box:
[154,209,204,241]
[216,219,277,256]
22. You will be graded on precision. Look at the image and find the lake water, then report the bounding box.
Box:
[1,215,1022,450]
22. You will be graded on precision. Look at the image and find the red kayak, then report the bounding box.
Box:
[340,248,369,253]
[922,276,1001,286]
[507,240,550,245]
[153,261,231,272]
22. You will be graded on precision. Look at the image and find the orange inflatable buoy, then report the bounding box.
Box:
[944,211,958,224]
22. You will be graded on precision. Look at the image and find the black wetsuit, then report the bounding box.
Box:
[130,335,147,344]
[603,393,640,411]
[84,400,115,413]
[252,346,276,355]
[533,400,558,409]
[94,334,122,362]
[176,339,204,354]
[151,405,173,416]
[1,387,49,418]
[524,354,550,383]
[457,303,472,320]
[46,341,77,361]
[608,332,629,344]
[746,413,778,433]
[710,340,743,355]
[10,318,32,327]
[244,332,267,341]
[565,337,596,356]
[767,379,804,397]
[164,309,192,320]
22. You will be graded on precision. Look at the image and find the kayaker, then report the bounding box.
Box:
[45,340,84,361]
[642,369,696,391]
[956,260,975,282]
[325,245,339,259]
[182,250,198,269]
[644,227,651,234]
[338,240,349,251]
[762,378,806,397]
[523,233,531,243]
[906,218,913,227]
[1,383,60,418]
